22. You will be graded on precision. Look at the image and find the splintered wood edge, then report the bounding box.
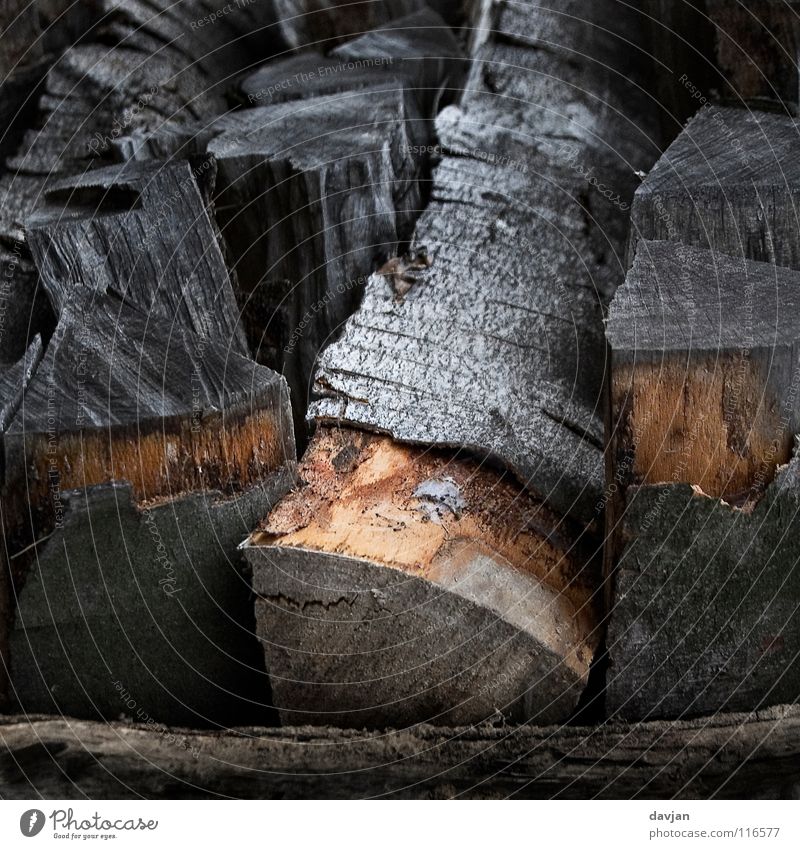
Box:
[17,406,292,507]
[246,426,601,679]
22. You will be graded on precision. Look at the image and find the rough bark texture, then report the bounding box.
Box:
[250,0,661,732]
[246,427,601,728]
[312,0,656,525]
[607,239,800,503]
[706,0,800,113]
[312,154,613,526]
[606,445,800,721]
[440,0,660,172]
[629,107,800,269]
[2,705,800,799]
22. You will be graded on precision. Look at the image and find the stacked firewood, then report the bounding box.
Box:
[0,0,798,738]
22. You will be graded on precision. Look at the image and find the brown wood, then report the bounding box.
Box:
[246,426,601,728]
[607,240,800,504]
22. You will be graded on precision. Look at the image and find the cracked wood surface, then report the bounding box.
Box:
[312,155,612,525]
[309,0,659,524]
[1,705,800,799]
[27,159,248,356]
[246,426,601,727]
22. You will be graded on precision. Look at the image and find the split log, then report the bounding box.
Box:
[2,705,800,798]
[605,445,800,721]
[0,295,295,720]
[629,106,800,269]
[26,160,248,356]
[206,88,427,430]
[607,239,800,504]
[3,294,293,523]
[8,479,289,727]
[706,0,800,113]
[245,426,601,728]
[247,0,662,729]
[110,87,431,433]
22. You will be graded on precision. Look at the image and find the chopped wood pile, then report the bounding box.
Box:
[0,0,799,798]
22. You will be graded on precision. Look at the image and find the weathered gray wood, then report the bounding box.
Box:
[3,295,294,506]
[237,50,408,107]
[8,477,291,727]
[491,0,652,75]
[706,0,800,113]
[113,88,429,434]
[437,40,660,174]
[89,0,275,83]
[606,442,800,721]
[207,88,427,432]
[250,0,661,732]
[629,107,800,269]
[246,426,601,728]
[312,154,612,525]
[0,293,295,720]
[27,160,248,356]
[272,0,461,51]
[607,239,800,503]
[2,705,800,798]
[329,7,466,113]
